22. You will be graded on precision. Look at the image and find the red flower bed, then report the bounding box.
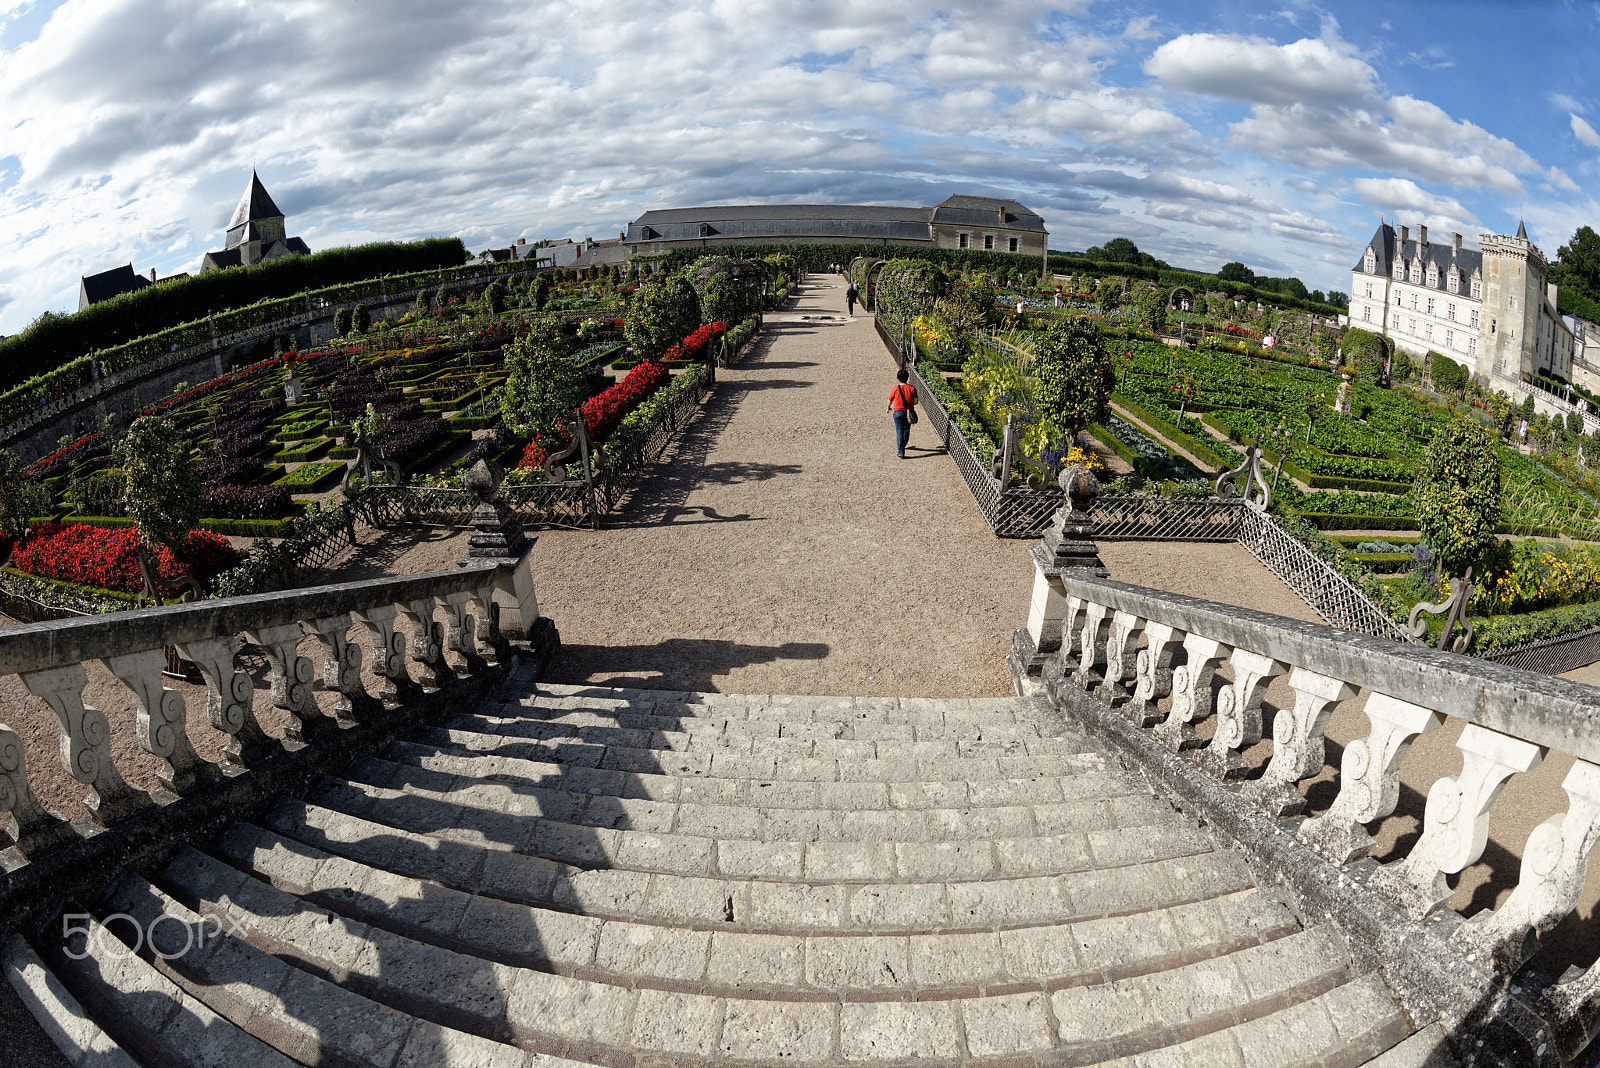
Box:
[1222,324,1260,339]
[518,359,671,469]
[9,523,239,594]
[662,321,728,362]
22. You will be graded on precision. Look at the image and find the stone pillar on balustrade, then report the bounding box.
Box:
[458,460,556,658]
[1009,463,1107,695]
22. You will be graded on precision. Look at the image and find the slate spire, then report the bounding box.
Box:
[229,170,284,230]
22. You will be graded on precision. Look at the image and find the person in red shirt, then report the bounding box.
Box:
[887,368,918,459]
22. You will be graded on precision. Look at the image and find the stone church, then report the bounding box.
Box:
[200,171,310,272]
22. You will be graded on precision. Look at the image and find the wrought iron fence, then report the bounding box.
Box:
[1479,625,1600,675]
[1237,507,1408,641]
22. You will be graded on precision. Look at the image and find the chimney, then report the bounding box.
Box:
[1452,233,1462,253]
[149,268,157,281]
[1550,282,1560,305]
[997,207,1006,223]
[516,237,526,245]
[1398,224,1409,244]
[1418,224,1428,247]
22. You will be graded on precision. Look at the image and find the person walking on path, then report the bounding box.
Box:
[888,368,918,459]
[846,283,859,316]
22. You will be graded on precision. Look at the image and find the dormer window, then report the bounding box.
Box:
[1448,270,1459,294]
[1364,249,1376,273]
[1427,266,1438,288]
[1470,273,1481,299]
[698,223,711,237]
[1393,260,1403,280]
[1409,261,1422,284]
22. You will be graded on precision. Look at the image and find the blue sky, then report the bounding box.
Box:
[0,0,1596,333]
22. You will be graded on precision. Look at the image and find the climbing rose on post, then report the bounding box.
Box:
[1413,418,1502,579]
[1032,317,1117,443]
[121,415,203,550]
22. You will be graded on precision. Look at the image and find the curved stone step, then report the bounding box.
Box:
[476,706,1067,745]
[423,721,1102,782]
[2,932,140,1068]
[518,684,1052,728]
[212,821,1302,1001]
[268,796,1251,932]
[142,844,1363,1066]
[311,770,1218,884]
[393,734,1123,810]
[351,750,1161,846]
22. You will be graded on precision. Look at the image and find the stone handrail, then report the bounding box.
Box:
[1020,555,1600,1062]
[0,562,507,862]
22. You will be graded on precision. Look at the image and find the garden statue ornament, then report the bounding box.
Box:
[133,542,204,609]
[1335,377,1354,415]
[1408,567,1475,653]
[1039,462,1107,576]
[341,423,402,496]
[283,360,303,405]
[1215,444,1271,513]
[542,410,595,486]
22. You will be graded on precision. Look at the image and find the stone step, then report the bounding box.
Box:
[478,705,1067,744]
[2,932,140,1068]
[146,843,1357,1066]
[270,796,1251,932]
[316,768,1215,882]
[354,750,1158,845]
[99,871,588,1068]
[1094,972,1412,1068]
[426,721,1100,782]
[215,821,1302,1001]
[523,684,1051,727]
[393,734,1126,810]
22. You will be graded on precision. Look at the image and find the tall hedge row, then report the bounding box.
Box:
[1,238,468,392]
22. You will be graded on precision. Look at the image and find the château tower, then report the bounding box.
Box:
[1479,221,1547,384]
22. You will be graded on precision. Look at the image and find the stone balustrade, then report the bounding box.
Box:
[0,562,512,865]
[1018,545,1600,1062]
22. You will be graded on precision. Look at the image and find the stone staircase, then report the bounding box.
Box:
[8,679,1422,1067]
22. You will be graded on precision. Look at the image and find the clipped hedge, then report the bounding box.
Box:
[1475,601,1600,654]
[1112,396,1235,473]
[1299,512,1421,531]
[1350,551,1417,574]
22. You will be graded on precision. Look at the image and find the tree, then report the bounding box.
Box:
[1217,261,1256,285]
[1569,410,1587,436]
[352,304,371,333]
[1101,237,1142,263]
[1310,290,1326,304]
[625,273,701,361]
[1326,290,1349,311]
[1032,317,1117,442]
[1414,418,1502,578]
[1430,352,1465,393]
[701,271,746,325]
[496,319,585,438]
[1093,277,1122,314]
[534,274,551,310]
[935,279,987,354]
[122,415,202,550]
[0,449,47,536]
[1136,287,1168,332]
[483,281,506,315]
[1556,226,1600,302]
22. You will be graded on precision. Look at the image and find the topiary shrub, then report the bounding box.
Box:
[1032,317,1117,442]
[1413,417,1502,578]
[625,274,702,362]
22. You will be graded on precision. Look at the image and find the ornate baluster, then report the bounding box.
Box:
[1453,759,1600,974]
[439,591,486,676]
[0,723,76,856]
[1098,612,1144,708]
[1154,635,1230,752]
[399,598,449,692]
[1370,724,1544,919]
[351,606,419,709]
[467,585,509,666]
[19,665,150,825]
[242,625,334,744]
[1299,693,1443,864]
[101,650,219,795]
[1240,668,1358,817]
[302,615,380,723]
[1194,649,1289,780]
[1071,601,1113,692]
[174,636,276,767]
[1128,623,1183,728]
[1053,595,1089,679]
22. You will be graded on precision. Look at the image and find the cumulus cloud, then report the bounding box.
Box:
[1350,178,1473,225]
[1144,32,1376,106]
[1572,114,1600,149]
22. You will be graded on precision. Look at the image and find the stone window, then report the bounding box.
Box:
[1393,261,1403,280]
[1410,263,1422,283]
[1470,309,1480,328]
[1449,271,1459,294]
[1427,267,1438,287]
[1426,324,1433,341]
[1409,293,1418,309]
[698,223,711,237]
[1008,237,1018,252]
[1362,305,1371,322]
[1426,297,1434,315]
[1446,329,1454,349]
[1365,282,1373,298]
[959,233,969,249]
[1364,248,1376,273]
[1448,303,1456,321]
[1471,276,1481,298]
[984,235,995,250]
[1409,318,1417,334]
[1468,337,1477,357]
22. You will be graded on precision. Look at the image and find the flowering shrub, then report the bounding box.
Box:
[518,359,670,469]
[204,484,292,520]
[663,322,727,362]
[10,523,239,593]
[380,416,450,467]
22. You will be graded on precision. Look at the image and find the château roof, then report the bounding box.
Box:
[78,263,150,310]
[228,170,285,229]
[1354,222,1482,282]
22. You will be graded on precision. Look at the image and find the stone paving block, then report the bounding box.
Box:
[632,986,726,1057]
[765,808,845,841]
[503,968,637,1047]
[1059,864,1175,918]
[640,875,744,926]
[803,841,896,881]
[356,926,508,1024]
[595,922,710,982]
[478,849,564,904]
[893,840,996,881]
[966,776,1064,806]
[752,779,822,808]
[1072,910,1182,975]
[359,868,470,937]
[673,802,764,839]
[1235,928,1347,999]
[769,756,840,782]
[806,935,912,990]
[1134,953,1250,1026]
[1320,973,1407,1041]
[719,998,835,1062]
[994,832,1093,876]
[706,931,806,988]
[548,868,652,916]
[395,1023,529,1068]
[1053,980,1155,1044]
[456,897,600,967]
[717,838,804,878]
[609,747,713,777]
[613,830,715,875]
[747,882,846,929]
[532,821,622,867]
[907,930,1001,987]
[275,964,414,1068]
[1231,993,1339,1066]
[962,990,1055,1057]
[677,777,747,806]
[999,923,1082,980]
[847,882,951,928]
[1089,823,1212,867]
[925,805,1034,840]
[949,876,1071,927]
[838,1000,959,1062]
[817,781,890,809]
[887,780,968,809]
[582,795,678,833]
[1132,1030,1245,1067]
[1032,799,1118,836]
[840,808,926,841]
[840,757,916,782]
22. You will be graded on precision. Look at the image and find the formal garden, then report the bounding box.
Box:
[0,254,791,617]
[868,257,1600,656]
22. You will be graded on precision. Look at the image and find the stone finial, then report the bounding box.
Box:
[1039,463,1107,574]
[462,459,528,561]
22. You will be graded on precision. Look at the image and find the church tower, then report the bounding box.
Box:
[1479,221,1547,386]
[200,171,310,272]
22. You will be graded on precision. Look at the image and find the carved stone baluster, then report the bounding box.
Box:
[1097,612,1144,708]
[101,649,219,795]
[242,625,334,744]
[351,606,419,709]
[1194,649,1289,780]
[1299,693,1444,864]
[1071,601,1113,692]
[20,665,151,825]
[174,636,276,767]
[1369,723,1544,919]
[1154,635,1230,752]
[302,615,380,724]
[1054,595,1089,679]
[1128,623,1183,728]
[468,585,509,666]
[439,591,486,676]
[0,723,76,856]
[399,598,449,692]
[1240,667,1358,817]
[1454,759,1600,974]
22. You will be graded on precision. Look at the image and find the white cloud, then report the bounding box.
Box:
[1144,32,1376,106]
[1552,93,1586,114]
[1349,178,1473,225]
[1572,114,1600,149]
